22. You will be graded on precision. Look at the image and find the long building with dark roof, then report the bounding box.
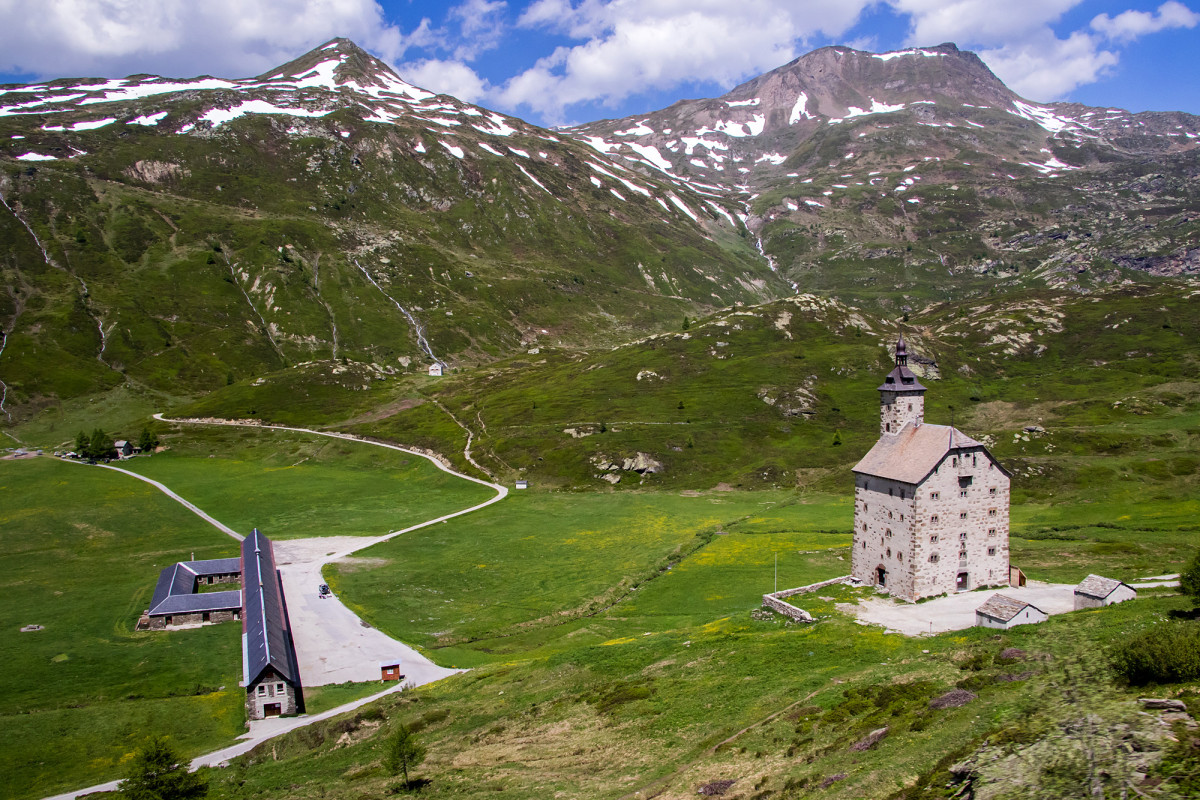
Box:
[241,528,304,718]
[851,336,1012,601]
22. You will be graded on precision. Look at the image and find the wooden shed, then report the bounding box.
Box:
[380,661,404,682]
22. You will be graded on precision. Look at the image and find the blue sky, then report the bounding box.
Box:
[1,1,1197,126]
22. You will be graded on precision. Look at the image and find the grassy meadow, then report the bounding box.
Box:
[202,485,1198,800]
[120,425,495,539]
[0,457,244,800]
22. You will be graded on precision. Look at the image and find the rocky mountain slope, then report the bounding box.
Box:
[571,43,1200,304]
[0,39,779,423]
[2,38,1199,436]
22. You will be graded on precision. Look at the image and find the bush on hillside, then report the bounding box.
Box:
[1109,622,1200,685]
[1181,548,1200,605]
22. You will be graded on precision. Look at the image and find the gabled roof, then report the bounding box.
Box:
[976,594,1044,623]
[184,557,242,576]
[242,528,301,687]
[148,558,243,616]
[1075,574,1133,599]
[852,422,1001,485]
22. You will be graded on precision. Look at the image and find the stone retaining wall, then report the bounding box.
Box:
[762,575,851,622]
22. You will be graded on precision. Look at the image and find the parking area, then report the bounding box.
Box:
[273,536,462,687]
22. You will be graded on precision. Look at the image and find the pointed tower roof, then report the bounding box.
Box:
[877,334,927,392]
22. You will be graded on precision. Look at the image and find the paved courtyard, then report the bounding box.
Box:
[840,581,1080,636]
[273,536,462,687]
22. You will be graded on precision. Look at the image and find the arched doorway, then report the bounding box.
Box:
[876,566,887,587]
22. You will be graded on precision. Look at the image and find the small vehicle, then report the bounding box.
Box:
[318,584,331,597]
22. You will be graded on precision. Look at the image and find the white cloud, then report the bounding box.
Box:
[890,0,1192,102]
[447,0,509,60]
[1091,1,1200,42]
[502,0,875,120]
[889,0,1083,46]
[979,30,1118,100]
[398,58,493,103]
[0,0,411,80]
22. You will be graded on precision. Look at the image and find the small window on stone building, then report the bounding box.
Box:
[862,522,867,532]
[989,487,997,496]
[960,511,968,520]
[885,528,892,537]
[959,475,973,487]
[988,547,997,556]
[908,403,913,411]
[988,528,996,537]
[988,508,997,517]
[861,541,866,548]
[930,491,939,500]
[930,534,939,543]
[959,549,967,559]
[952,457,958,467]
[898,552,903,562]
[972,455,977,467]
[276,682,285,695]
[257,685,267,697]
[888,510,893,519]
[886,423,891,432]
[929,554,939,563]
[931,515,939,523]
[886,548,891,557]
[959,532,967,541]
[959,489,968,498]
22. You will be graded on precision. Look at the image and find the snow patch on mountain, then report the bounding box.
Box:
[615,120,654,135]
[789,92,811,124]
[201,100,332,127]
[128,111,168,126]
[873,48,947,61]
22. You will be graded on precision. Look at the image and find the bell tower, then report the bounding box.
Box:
[878,335,926,436]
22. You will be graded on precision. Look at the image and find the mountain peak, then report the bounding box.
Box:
[256,37,410,92]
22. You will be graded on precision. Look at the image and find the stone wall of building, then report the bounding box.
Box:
[880,391,924,436]
[198,573,240,586]
[247,668,299,719]
[148,609,239,629]
[852,446,1010,602]
[851,474,919,600]
[907,449,1010,600]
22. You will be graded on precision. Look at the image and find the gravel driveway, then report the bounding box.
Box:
[273,536,462,687]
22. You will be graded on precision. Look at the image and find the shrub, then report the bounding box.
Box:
[1181,548,1200,605]
[1109,622,1200,685]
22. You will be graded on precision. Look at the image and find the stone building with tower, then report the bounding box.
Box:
[851,336,1011,602]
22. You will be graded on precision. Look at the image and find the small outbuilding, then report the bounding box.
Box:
[975,594,1048,629]
[1074,574,1137,610]
[428,363,444,377]
[380,661,404,682]
[114,440,134,458]
[515,480,528,489]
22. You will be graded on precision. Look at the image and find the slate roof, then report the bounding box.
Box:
[877,364,927,393]
[852,423,995,485]
[242,528,301,687]
[185,557,242,576]
[976,594,1044,623]
[1075,574,1132,599]
[148,559,243,616]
